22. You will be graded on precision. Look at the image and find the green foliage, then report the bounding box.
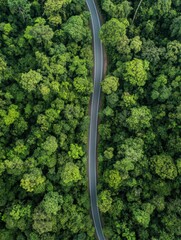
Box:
[32,206,56,235]
[61,162,82,184]
[41,192,63,216]
[4,157,24,175]
[3,104,20,125]
[122,92,137,107]
[73,77,92,94]
[9,204,31,220]
[104,147,114,160]
[1,0,180,238]
[126,106,152,131]
[170,16,181,40]
[100,18,129,48]
[98,190,112,213]
[42,136,58,154]
[104,0,132,19]
[0,229,14,240]
[151,154,178,180]
[7,0,31,21]
[63,15,86,42]
[20,70,42,92]
[104,169,122,189]
[123,58,149,87]
[101,75,119,94]
[130,36,142,53]
[176,158,181,175]
[20,168,46,192]
[98,0,181,238]
[0,0,93,238]
[133,209,150,228]
[141,39,164,66]
[152,195,165,212]
[2,203,31,231]
[24,18,54,44]
[0,57,7,73]
[156,0,172,15]
[44,0,68,15]
[151,74,171,101]
[44,0,72,25]
[68,143,84,159]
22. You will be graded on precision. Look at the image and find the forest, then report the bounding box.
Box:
[97,0,181,239]
[0,0,95,239]
[0,0,180,240]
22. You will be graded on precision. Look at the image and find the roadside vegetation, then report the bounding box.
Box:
[97,0,181,239]
[0,1,95,239]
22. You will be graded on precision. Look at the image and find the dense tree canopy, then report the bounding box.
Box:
[98,0,181,239]
[0,1,94,239]
[0,0,180,239]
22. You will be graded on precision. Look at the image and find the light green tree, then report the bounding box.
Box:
[44,0,69,15]
[3,104,19,126]
[68,144,84,159]
[133,209,150,228]
[104,147,114,160]
[120,137,144,162]
[98,190,112,213]
[165,40,181,62]
[101,76,119,94]
[103,106,114,117]
[24,17,54,44]
[20,70,42,92]
[102,0,132,18]
[156,0,172,15]
[122,92,137,107]
[130,36,142,53]
[104,169,122,189]
[20,168,46,193]
[151,74,171,101]
[4,157,24,176]
[126,106,152,131]
[73,77,92,94]
[100,18,129,48]
[2,203,31,231]
[3,23,13,35]
[32,206,56,235]
[44,0,63,25]
[151,154,178,180]
[63,15,86,42]
[41,192,63,216]
[123,58,149,87]
[61,162,82,184]
[42,136,58,155]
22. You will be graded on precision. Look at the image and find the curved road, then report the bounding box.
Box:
[86,0,106,239]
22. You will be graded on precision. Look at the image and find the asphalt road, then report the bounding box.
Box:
[86,0,106,239]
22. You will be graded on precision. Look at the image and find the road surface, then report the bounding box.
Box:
[86,0,106,239]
